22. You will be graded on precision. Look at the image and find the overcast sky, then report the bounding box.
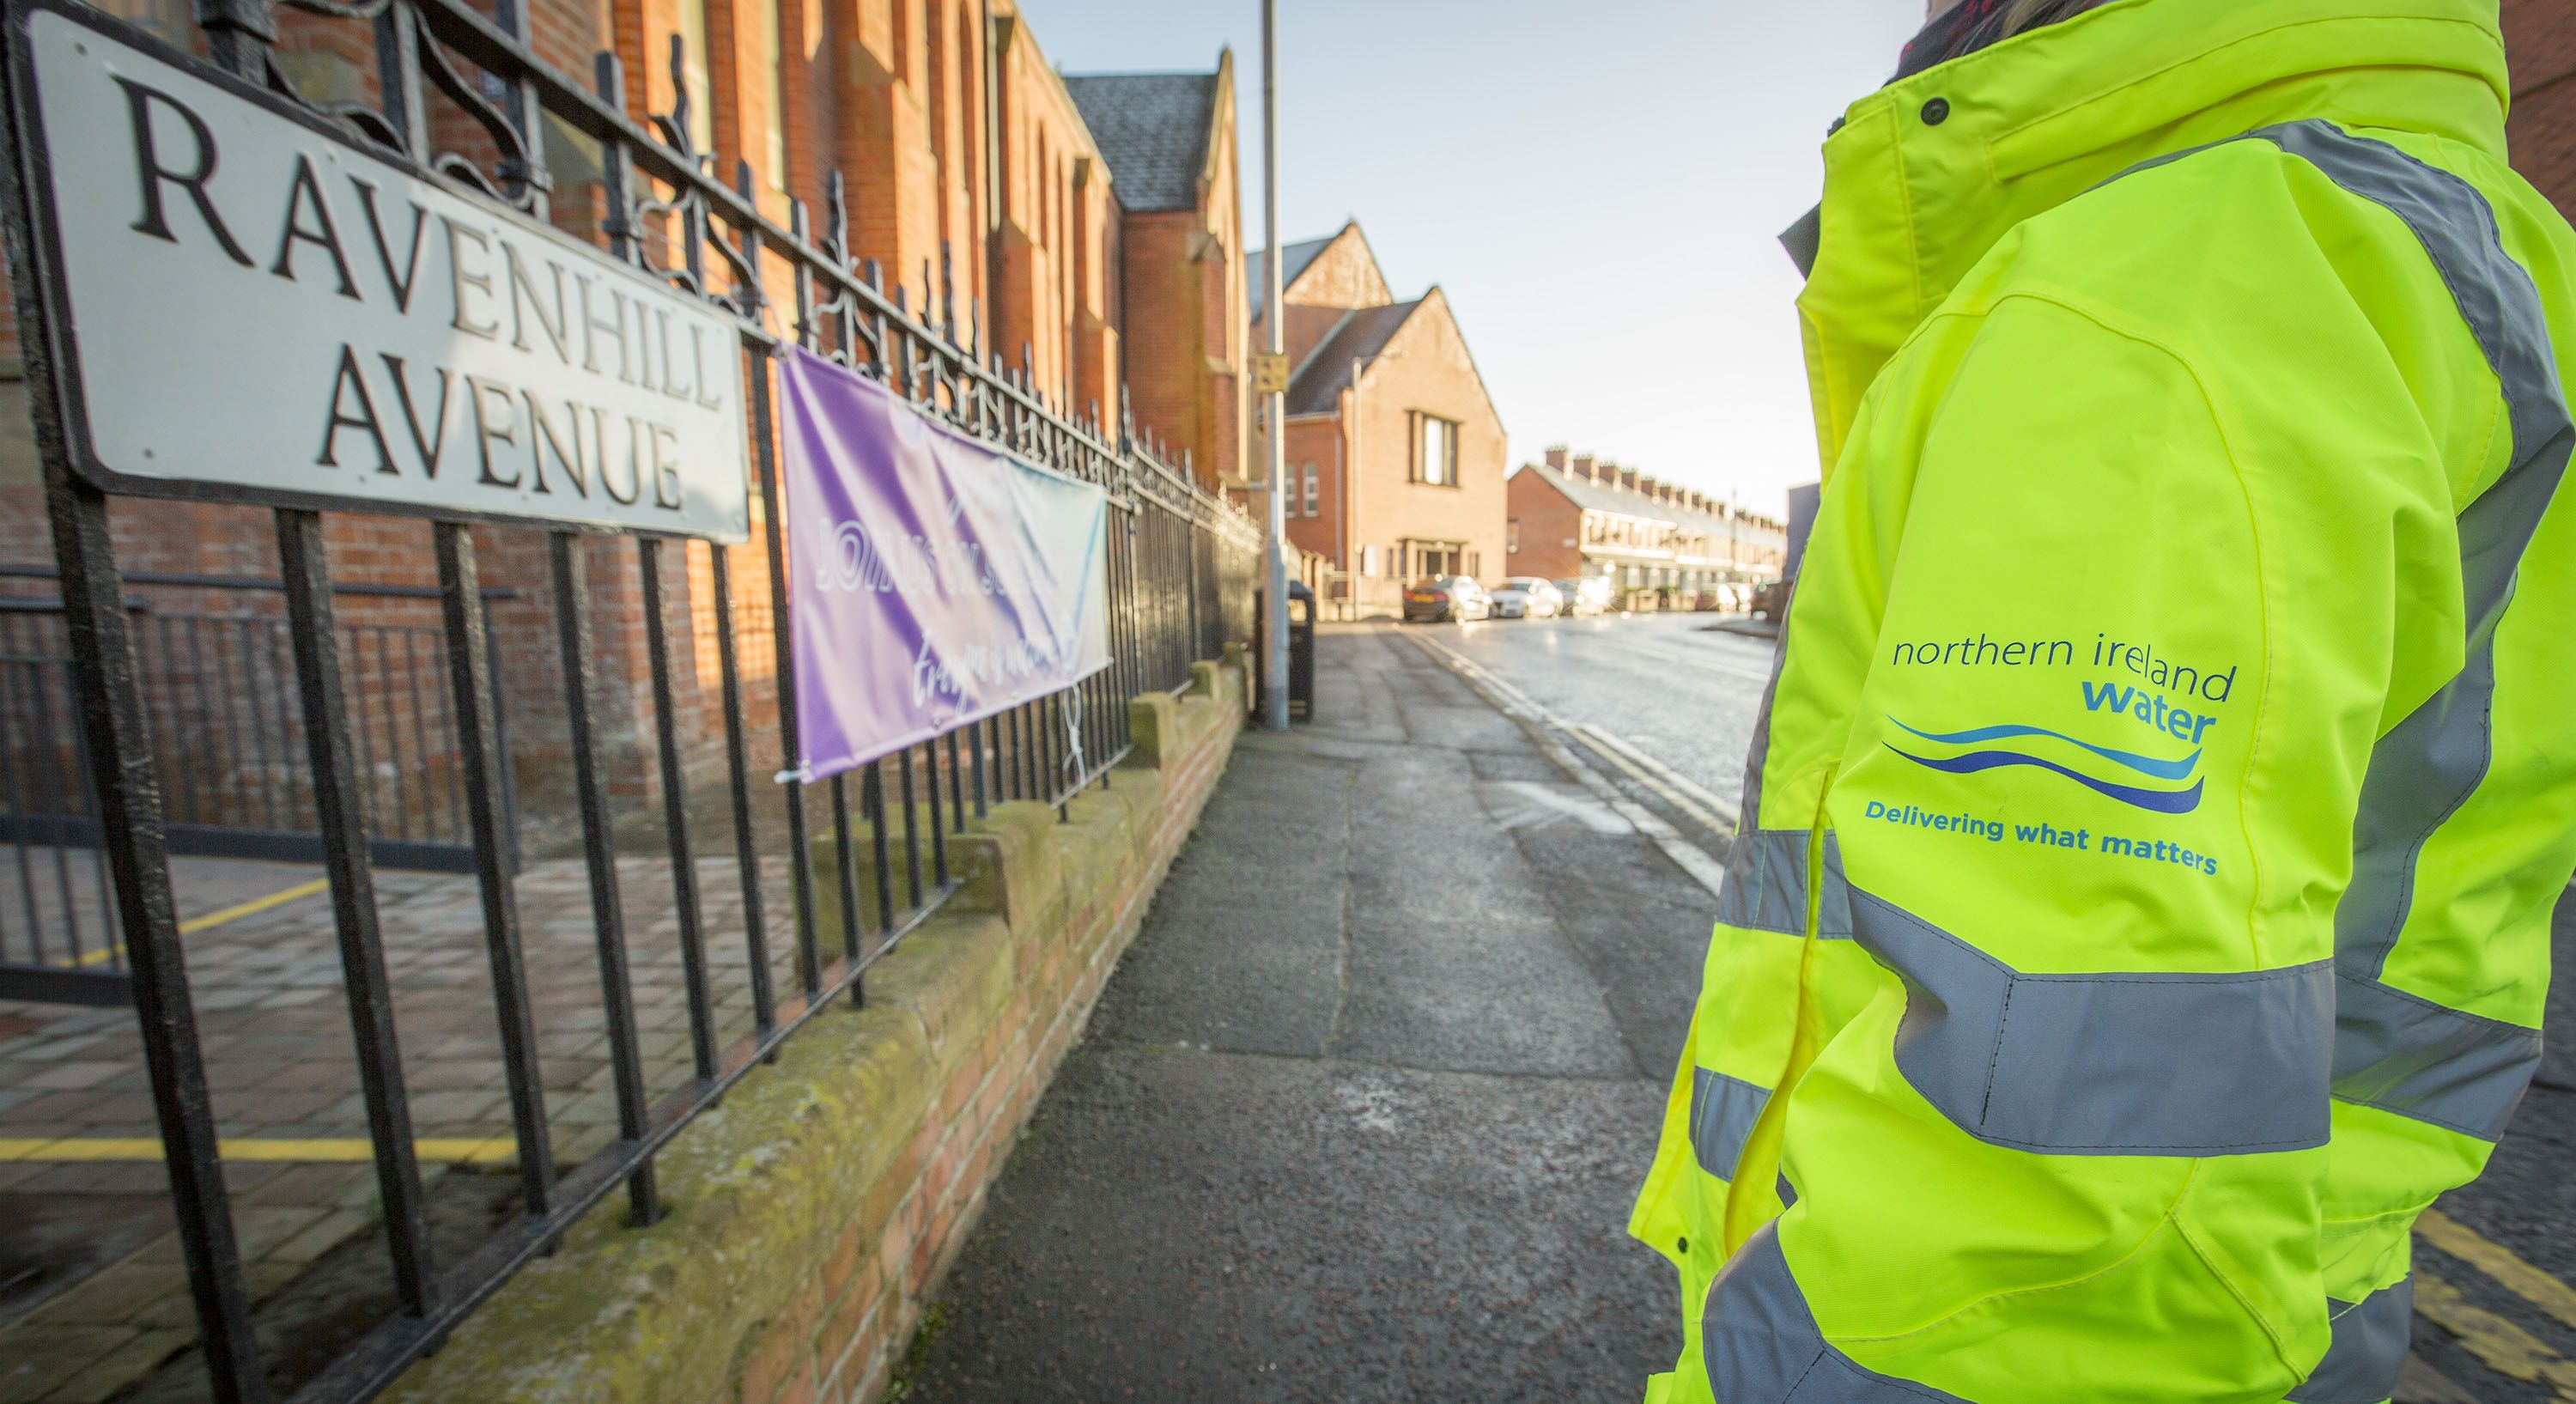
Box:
[1014,0,1925,515]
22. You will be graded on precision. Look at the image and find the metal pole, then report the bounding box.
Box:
[1261,0,1290,731]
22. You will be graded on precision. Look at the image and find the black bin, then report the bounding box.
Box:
[1256,581,1317,720]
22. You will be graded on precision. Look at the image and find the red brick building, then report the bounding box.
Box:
[2506,0,2575,214]
[1506,449,1788,605]
[1250,222,1507,618]
[0,0,1247,842]
[1065,61,1252,489]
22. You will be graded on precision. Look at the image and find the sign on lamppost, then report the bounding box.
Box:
[1251,351,1290,396]
[4,0,753,540]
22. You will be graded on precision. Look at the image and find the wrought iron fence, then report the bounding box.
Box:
[0,0,1264,1400]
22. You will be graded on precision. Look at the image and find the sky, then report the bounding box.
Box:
[1014,0,1926,515]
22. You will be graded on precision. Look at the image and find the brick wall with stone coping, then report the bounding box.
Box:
[376,653,1249,1404]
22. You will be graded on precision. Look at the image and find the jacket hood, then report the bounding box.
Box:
[1795,0,2512,477]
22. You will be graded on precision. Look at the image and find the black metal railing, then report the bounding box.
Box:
[0,0,1264,1401]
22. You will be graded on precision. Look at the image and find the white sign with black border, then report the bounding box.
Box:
[3,0,754,541]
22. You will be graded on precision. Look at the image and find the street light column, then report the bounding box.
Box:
[1261,0,1291,731]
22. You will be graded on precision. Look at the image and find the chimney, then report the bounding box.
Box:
[1637,474,1659,501]
[1571,453,1596,482]
[1545,446,1569,471]
[1619,466,1639,492]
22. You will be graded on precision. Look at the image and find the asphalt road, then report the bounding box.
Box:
[1425,611,1772,816]
[1426,608,2576,1403]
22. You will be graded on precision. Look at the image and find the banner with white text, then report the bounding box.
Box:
[778,346,1110,783]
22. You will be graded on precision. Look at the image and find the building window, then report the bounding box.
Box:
[751,0,787,190]
[1302,462,1319,517]
[676,0,715,154]
[1507,518,1520,554]
[1360,545,1379,577]
[1412,413,1459,487]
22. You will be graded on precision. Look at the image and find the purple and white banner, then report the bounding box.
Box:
[777,346,1110,783]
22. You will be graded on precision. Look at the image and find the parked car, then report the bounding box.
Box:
[1553,576,1614,617]
[1711,582,1747,612]
[1487,577,1564,619]
[1753,579,1792,621]
[1404,575,1492,623]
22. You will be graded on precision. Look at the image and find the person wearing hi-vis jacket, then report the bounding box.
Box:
[1628,0,2576,1401]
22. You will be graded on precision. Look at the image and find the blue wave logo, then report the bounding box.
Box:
[1886,717,2203,814]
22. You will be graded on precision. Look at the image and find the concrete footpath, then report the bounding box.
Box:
[901,625,1707,1402]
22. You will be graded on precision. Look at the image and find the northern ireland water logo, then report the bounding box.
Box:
[1884,714,2203,814]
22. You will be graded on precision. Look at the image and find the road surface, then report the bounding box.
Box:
[1401,609,2576,1403]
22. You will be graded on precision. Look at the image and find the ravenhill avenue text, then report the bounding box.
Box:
[25,7,752,539]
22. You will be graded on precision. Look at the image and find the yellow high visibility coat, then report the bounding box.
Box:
[1631,1,2576,1401]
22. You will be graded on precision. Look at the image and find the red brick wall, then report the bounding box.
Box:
[620,665,1244,1404]
[1505,470,1585,580]
[1281,416,1344,564]
[2506,0,2576,219]
[1118,123,1249,493]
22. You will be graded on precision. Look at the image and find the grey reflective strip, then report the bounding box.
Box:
[1717,828,1810,933]
[1850,886,2332,1155]
[2113,119,2567,1143]
[1774,1172,1798,1207]
[1690,1067,1771,1180]
[1715,829,1855,938]
[2287,1279,2414,1404]
[2260,122,2567,1140]
[1704,1221,1970,1403]
[2333,975,2538,1140]
[2254,123,2576,980]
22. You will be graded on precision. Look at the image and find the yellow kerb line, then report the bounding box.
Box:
[73,876,331,966]
[0,1135,515,1164]
[2421,1208,2576,1334]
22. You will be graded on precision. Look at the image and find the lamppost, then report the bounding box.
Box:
[1260,0,1289,731]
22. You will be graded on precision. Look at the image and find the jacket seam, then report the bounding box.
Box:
[2173,1204,2308,1375]
[1953,284,2284,972]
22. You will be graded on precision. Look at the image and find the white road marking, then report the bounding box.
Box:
[1571,725,1742,834]
[1408,634,1734,899]
[1480,780,1633,835]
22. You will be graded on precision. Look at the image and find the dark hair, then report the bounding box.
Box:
[2003,0,2111,33]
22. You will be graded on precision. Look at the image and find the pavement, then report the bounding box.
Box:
[900,625,1706,1402]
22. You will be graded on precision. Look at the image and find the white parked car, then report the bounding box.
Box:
[1487,577,1564,619]
[1553,576,1614,617]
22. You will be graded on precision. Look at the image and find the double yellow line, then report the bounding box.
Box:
[2415,1208,2576,1397]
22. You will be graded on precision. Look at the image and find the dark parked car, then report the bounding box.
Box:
[1753,579,1792,621]
[1403,575,1492,623]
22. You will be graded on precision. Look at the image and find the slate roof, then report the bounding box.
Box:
[1514,461,1747,535]
[1282,301,1421,416]
[1249,235,1334,322]
[1062,72,1218,214]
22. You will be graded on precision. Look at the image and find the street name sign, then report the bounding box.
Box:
[2,0,754,540]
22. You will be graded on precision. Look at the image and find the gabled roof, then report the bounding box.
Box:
[1062,70,1219,213]
[1248,234,1334,321]
[1515,461,1743,536]
[1283,301,1420,416]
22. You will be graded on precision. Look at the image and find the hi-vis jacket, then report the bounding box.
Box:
[1630,1,2576,1401]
